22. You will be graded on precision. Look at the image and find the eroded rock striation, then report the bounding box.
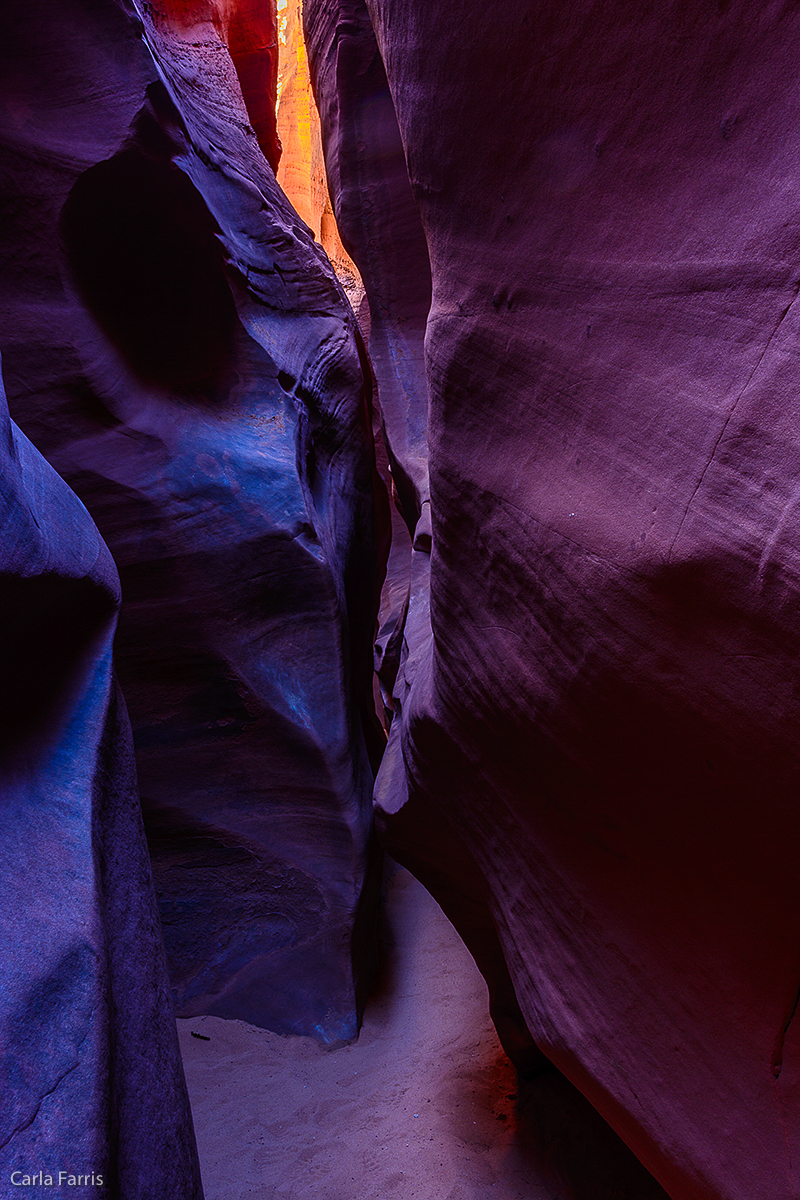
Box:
[351,1,800,1197]
[0,0,384,1042]
[158,0,282,171]
[9,0,800,1194]
[0,362,202,1196]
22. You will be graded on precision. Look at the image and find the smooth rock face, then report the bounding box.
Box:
[302,0,435,783]
[358,1,800,1197]
[0,363,202,1197]
[304,0,547,1082]
[1,0,384,1042]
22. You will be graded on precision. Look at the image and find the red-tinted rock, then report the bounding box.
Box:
[0,0,384,1042]
[360,1,800,1196]
[158,0,282,171]
[0,362,202,1197]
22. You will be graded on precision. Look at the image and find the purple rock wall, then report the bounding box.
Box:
[12,0,800,1195]
[353,1,800,1196]
[303,0,430,533]
[302,0,550,1080]
[0,361,202,1195]
[0,0,384,1042]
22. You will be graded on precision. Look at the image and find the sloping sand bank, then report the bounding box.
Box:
[179,870,667,1199]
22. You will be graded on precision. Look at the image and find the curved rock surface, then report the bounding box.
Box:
[302,0,434,776]
[358,1,800,1197]
[304,0,430,532]
[0,362,202,1196]
[0,0,384,1042]
[160,0,282,171]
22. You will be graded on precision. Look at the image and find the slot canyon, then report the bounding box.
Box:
[1,2,800,1198]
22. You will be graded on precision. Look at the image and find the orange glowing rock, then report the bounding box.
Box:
[276,1,362,307]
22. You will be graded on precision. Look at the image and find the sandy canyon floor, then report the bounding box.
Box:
[179,868,668,1200]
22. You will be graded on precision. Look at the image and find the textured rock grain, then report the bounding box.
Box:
[304,0,549,1083]
[362,1,800,1197]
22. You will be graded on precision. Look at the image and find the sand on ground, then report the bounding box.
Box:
[178,868,668,1200]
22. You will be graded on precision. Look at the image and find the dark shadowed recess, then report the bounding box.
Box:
[0,573,115,758]
[60,87,237,395]
[144,801,324,1010]
[513,1068,672,1200]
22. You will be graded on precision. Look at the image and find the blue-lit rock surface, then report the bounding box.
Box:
[0,0,385,1041]
[0,361,202,1196]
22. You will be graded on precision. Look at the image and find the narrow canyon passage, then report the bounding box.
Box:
[6,3,800,1197]
[179,869,668,1200]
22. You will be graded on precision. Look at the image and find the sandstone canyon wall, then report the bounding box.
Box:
[0,0,384,1045]
[6,1,800,1197]
[0,362,202,1195]
[275,1,363,310]
[302,0,429,531]
[302,0,551,1080]
[312,1,800,1197]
